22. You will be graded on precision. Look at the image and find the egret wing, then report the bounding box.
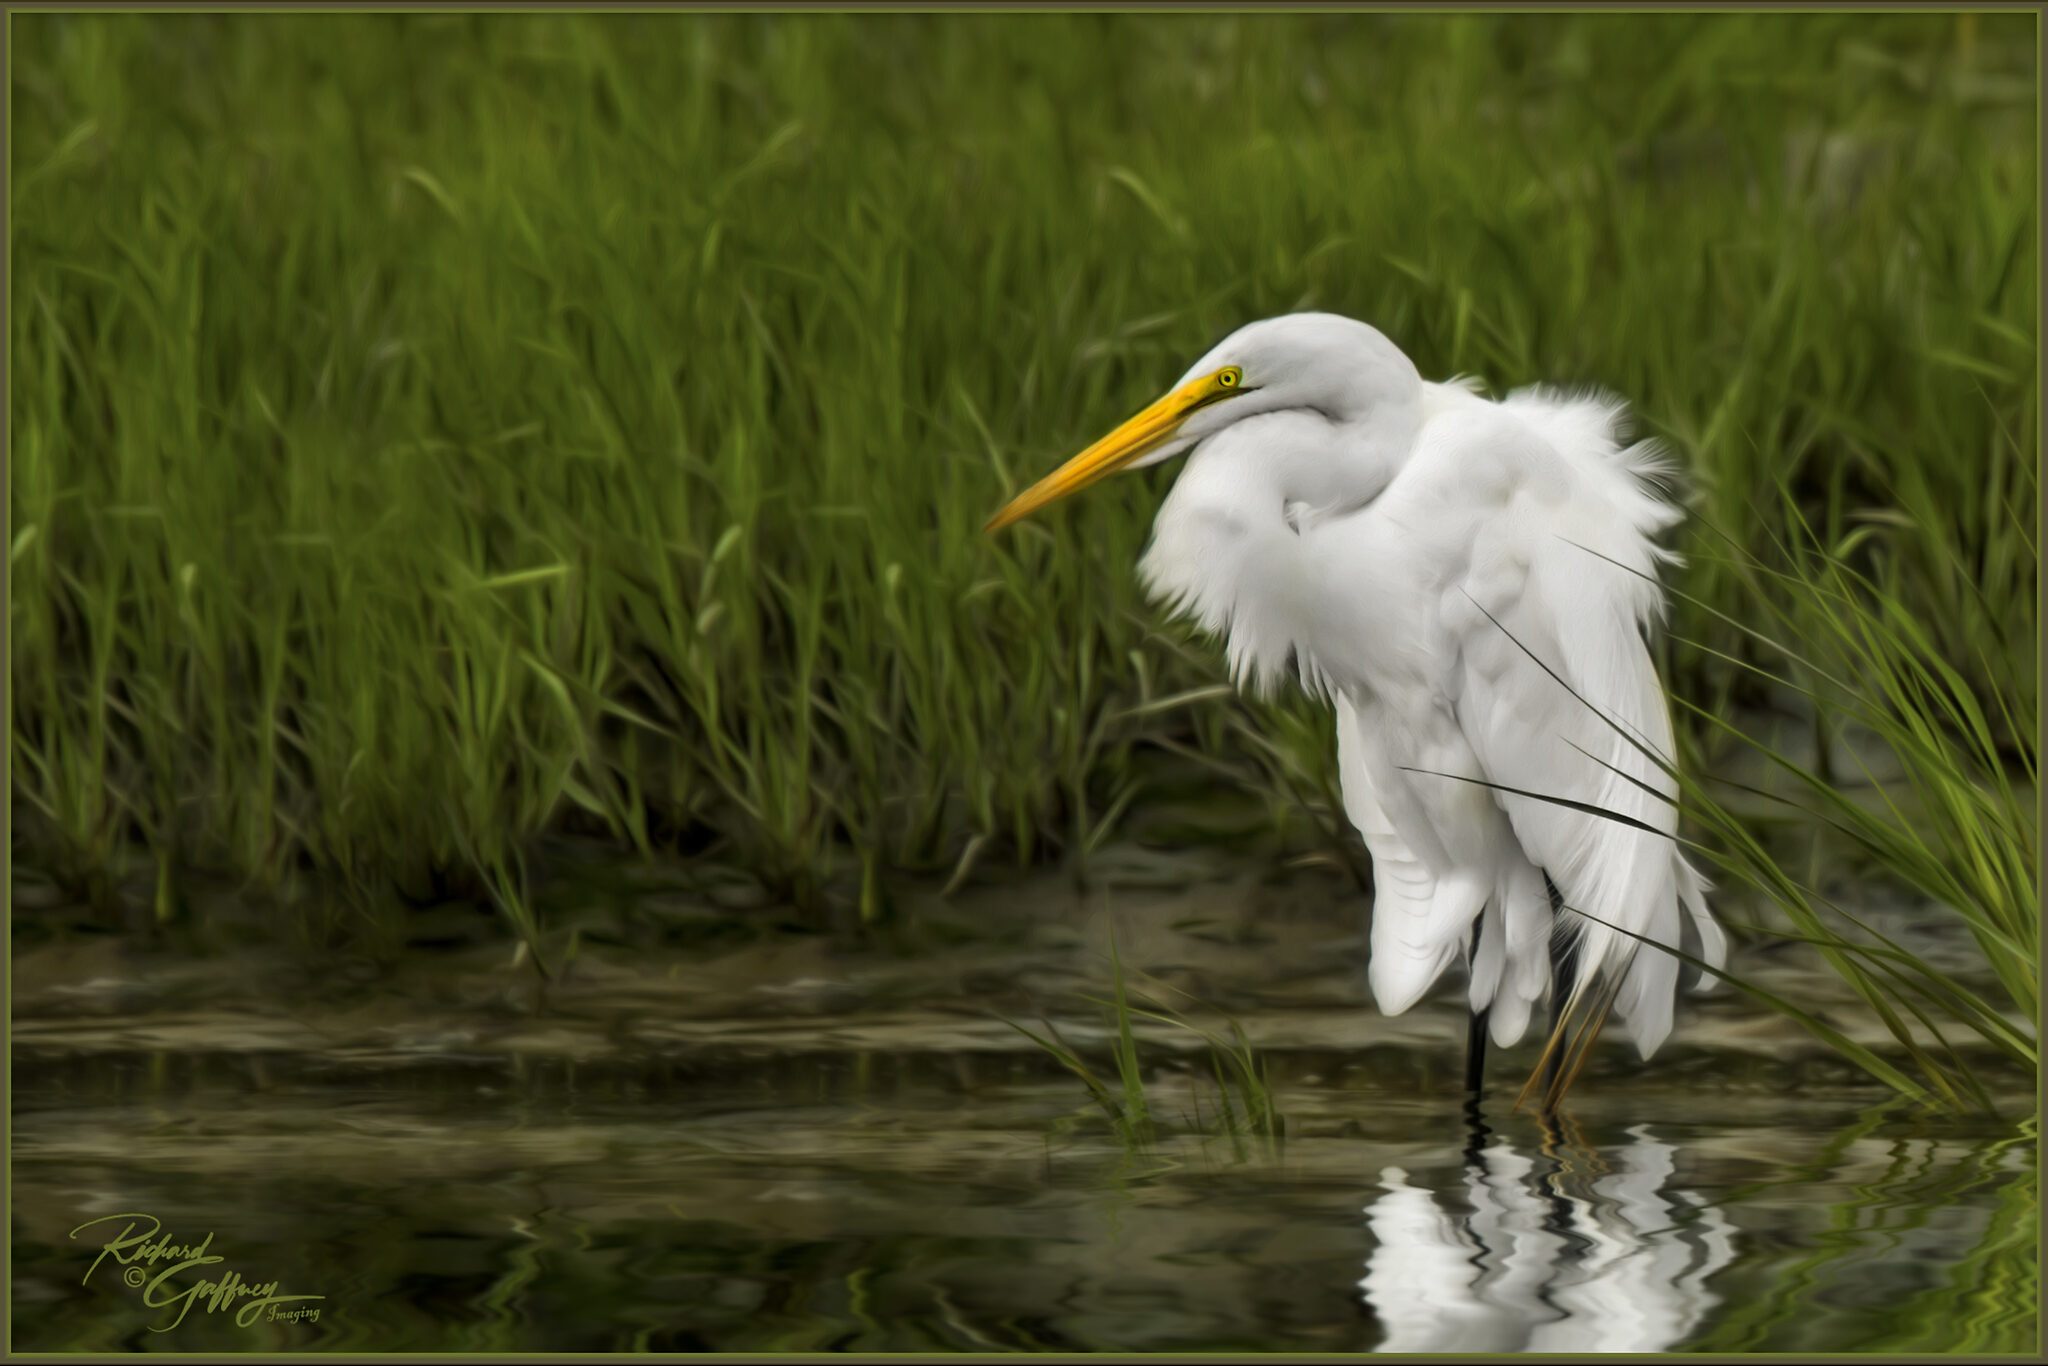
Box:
[1335,694,1457,1016]
[1435,391,1722,1060]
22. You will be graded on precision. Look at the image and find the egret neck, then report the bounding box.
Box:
[1137,394,1422,698]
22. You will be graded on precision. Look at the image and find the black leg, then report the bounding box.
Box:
[1541,874,1574,1102]
[1464,1000,1490,1096]
[1463,933,1489,1097]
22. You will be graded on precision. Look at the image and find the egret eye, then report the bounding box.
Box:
[1218,367,1242,388]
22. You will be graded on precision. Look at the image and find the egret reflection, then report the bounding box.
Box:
[1359,1117,1738,1352]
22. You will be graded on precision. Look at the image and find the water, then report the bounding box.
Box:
[13,1050,2033,1352]
[12,858,2036,1352]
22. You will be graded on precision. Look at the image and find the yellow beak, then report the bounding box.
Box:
[984,374,1227,534]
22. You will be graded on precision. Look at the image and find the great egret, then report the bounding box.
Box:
[986,313,1726,1102]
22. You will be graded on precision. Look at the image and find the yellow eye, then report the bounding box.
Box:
[1218,367,1241,388]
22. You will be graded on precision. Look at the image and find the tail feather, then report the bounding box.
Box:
[1370,872,1482,1016]
[1473,858,1551,1047]
[1678,858,1725,990]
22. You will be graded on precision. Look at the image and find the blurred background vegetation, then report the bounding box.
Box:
[10,13,2036,970]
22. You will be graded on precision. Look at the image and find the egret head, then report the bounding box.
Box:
[984,312,1421,533]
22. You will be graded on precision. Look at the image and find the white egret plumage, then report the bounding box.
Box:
[986,312,1727,1102]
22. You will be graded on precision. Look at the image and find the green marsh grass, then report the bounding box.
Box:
[11,11,2036,1050]
[1005,937,1285,1159]
[1666,500,2038,1107]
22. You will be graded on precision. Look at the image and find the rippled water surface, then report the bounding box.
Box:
[12,859,2037,1352]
